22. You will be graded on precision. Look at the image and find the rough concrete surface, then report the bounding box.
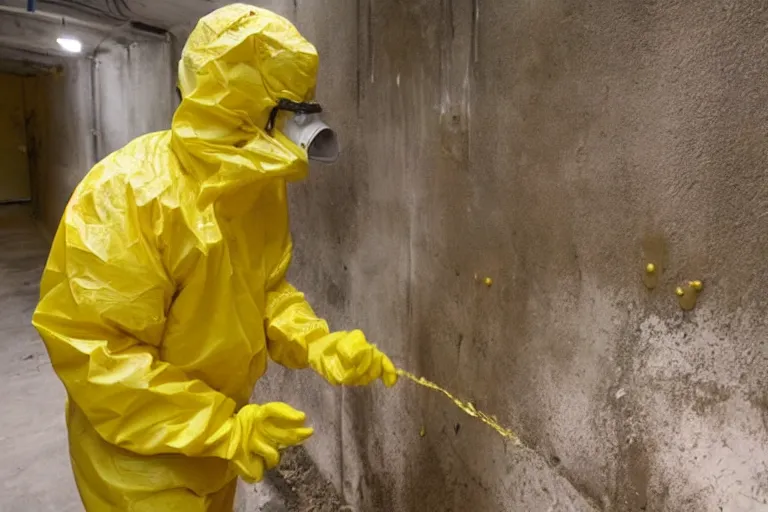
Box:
[236,448,345,512]
[244,0,768,511]
[93,39,174,162]
[23,59,95,235]
[1,0,767,510]
[0,206,81,511]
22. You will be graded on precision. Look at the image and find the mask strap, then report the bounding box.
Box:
[265,99,323,135]
[265,107,280,135]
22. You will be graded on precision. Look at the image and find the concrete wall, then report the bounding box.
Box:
[191,1,768,511]
[0,73,31,202]
[25,59,94,234]
[23,38,173,235]
[94,40,175,158]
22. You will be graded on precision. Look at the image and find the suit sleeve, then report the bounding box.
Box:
[262,236,397,387]
[263,239,330,369]
[33,181,237,459]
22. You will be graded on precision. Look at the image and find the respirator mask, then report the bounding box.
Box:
[265,99,340,163]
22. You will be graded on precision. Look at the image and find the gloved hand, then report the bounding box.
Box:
[227,402,313,482]
[309,330,398,387]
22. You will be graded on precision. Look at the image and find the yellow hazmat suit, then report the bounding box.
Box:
[32,4,396,511]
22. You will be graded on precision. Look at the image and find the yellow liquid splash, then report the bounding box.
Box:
[396,369,524,446]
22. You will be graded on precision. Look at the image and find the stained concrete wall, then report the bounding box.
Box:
[23,38,173,235]
[94,40,175,159]
[0,73,31,202]
[173,1,768,511]
[24,59,94,234]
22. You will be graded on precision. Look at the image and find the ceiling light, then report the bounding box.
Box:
[56,37,82,54]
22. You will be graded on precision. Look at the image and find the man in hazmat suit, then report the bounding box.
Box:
[32,4,397,511]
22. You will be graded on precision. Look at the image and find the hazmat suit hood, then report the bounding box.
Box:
[171,4,319,208]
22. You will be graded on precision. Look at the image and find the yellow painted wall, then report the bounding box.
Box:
[0,73,31,202]
[22,75,42,214]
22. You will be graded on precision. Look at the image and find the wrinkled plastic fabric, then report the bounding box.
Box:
[309,330,398,387]
[265,286,398,386]
[228,403,314,483]
[33,4,335,511]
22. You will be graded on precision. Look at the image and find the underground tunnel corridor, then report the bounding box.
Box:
[1,1,768,511]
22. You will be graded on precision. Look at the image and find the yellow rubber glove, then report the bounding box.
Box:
[308,330,398,387]
[227,402,313,483]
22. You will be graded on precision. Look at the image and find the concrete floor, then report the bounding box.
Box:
[0,205,81,511]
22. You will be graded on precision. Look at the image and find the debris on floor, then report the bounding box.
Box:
[238,446,344,512]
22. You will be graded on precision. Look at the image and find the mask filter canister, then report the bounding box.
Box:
[282,113,340,163]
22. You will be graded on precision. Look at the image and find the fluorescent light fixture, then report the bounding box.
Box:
[56,37,82,53]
